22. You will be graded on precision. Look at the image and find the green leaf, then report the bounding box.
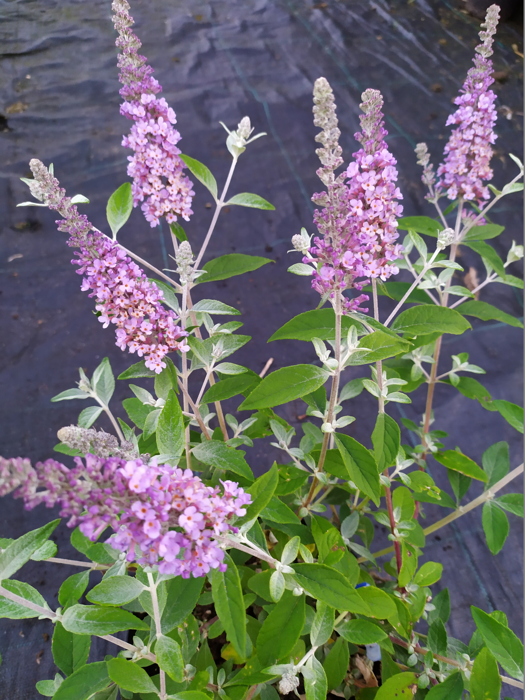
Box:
[413,561,443,586]
[78,405,104,429]
[180,154,217,199]
[52,662,110,700]
[161,577,203,634]
[202,373,260,404]
[482,501,510,554]
[494,493,523,517]
[463,241,506,278]
[239,365,329,410]
[118,360,157,380]
[375,672,418,699]
[362,281,430,304]
[463,224,505,241]
[303,656,328,700]
[170,221,188,242]
[192,441,253,481]
[458,300,523,328]
[86,576,144,606]
[30,539,58,561]
[239,463,279,524]
[191,299,241,315]
[426,671,464,699]
[36,678,61,697]
[261,496,301,524]
[51,388,90,402]
[292,564,370,614]
[428,588,451,625]
[334,434,380,506]
[310,602,335,647]
[397,216,441,236]
[257,591,305,666]
[471,606,524,680]
[0,579,47,619]
[52,622,91,676]
[107,657,158,693]
[0,519,59,581]
[122,398,155,430]
[155,636,184,682]
[371,413,400,471]
[92,357,115,405]
[347,330,412,365]
[391,305,471,337]
[226,192,275,210]
[151,279,180,313]
[470,647,501,699]
[434,450,488,482]
[59,571,90,608]
[356,587,397,619]
[492,400,524,433]
[195,253,272,284]
[211,553,246,660]
[61,604,149,635]
[336,618,387,644]
[428,618,448,656]
[157,391,185,461]
[106,182,133,238]
[268,309,362,342]
[392,487,415,521]
[323,637,349,691]
[482,442,509,488]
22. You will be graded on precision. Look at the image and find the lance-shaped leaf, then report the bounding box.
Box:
[471,606,524,680]
[192,441,253,481]
[52,663,110,700]
[211,553,246,660]
[257,591,305,666]
[293,564,370,614]
[86,576,144,606]
[0,519,60,581]
[106,182,133,238]
[226,192,275,210]
[238,463,279,525]
[268,309,363,342]
[0,580,47,619]
[470,647,501,700]
[107,657,158,693]
[336,619,387,644]
[463,241,506,278]
[156,391,185,461]
[397,216,440,236]
[482,501,509,555]
[434,451,487,482]
[371,413,400,472]
[195,253,272,284]
[61,604,149,635]
[458,300,523,329]
[52,622,91,676]
[180,154,217,200]
[334,434,381,506]
[239,365,329,410]
[155,636,184,682]
[391,305,471,336]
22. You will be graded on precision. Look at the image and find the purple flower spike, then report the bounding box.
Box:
[437,5,500,202]
[112,0,194,226]
[28,159,189,372]
[0,454,251,579]
[309,81,403,314]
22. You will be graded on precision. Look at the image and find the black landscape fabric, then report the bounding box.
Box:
[0,0,523,696]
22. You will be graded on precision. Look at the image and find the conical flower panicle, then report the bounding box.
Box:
[112,0,194,226]
[436,4,500,202]
[309,82,403,314]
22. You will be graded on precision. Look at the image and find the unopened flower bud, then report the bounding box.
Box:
[438,228,456,247]
[507,240,524,264]
[278,672,300,695]
[236,116,253,141]
[292,234,307,252]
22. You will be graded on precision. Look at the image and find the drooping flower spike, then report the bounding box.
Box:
[112,0,194,226]
[308,80,403,314]
[436,4,500,202]
[0,454,251,579]
[27,159,188,373]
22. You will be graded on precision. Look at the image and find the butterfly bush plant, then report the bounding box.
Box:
[1,2,524,699]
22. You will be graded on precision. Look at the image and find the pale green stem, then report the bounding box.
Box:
[194,157,238,269]
[147,573,166,700]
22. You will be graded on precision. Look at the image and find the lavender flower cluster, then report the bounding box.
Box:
[27,160,188,373]
[0,455,251,578]
[74,230,189,372]
[436,5,500,202]
[112,0,194,226]
[309,82,403,313]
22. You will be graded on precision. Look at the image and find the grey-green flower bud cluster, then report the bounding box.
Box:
[57,426,138,460]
